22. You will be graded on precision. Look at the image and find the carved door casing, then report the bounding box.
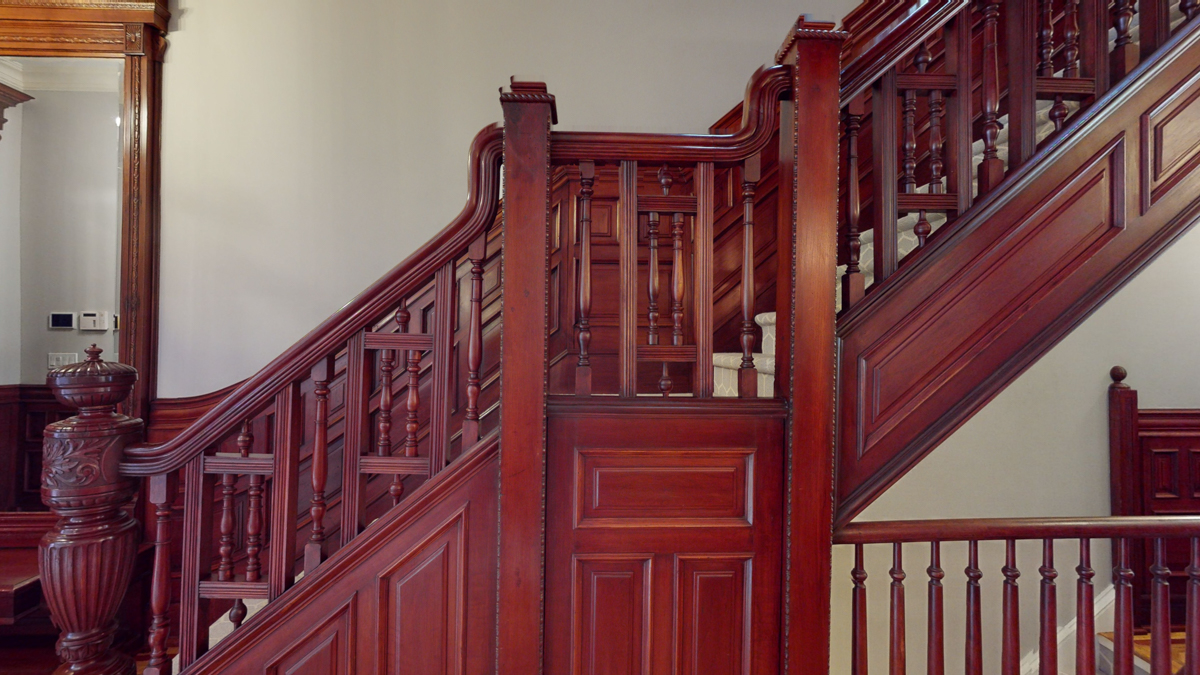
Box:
[545,404,785,675]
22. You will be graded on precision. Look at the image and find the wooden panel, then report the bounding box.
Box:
[1150,448,1181,498]
[575,448,752,528]
[675,556,751,675]
[573,555,652,675]
[265,599,355,675]
[378,510,465,675]
[1141,65,1200,212]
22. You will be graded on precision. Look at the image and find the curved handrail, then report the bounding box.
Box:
[548,64,791,164]
[834,515,1200,544]
[120,123,505,476]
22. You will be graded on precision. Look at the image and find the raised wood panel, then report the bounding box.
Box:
[378,509,465,675]
[575,448,752,528]
[838,26,1200,522]
[573,555,652,675]
[675,556,751,675]
[1150,447,1180,498]
[1142,64,1200,212]
[265,599,355,675]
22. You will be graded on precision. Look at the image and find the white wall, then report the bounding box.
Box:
[156,0,855,396]
[0,103,20,384]
[19,89,122,382]
[831,223,1200,674]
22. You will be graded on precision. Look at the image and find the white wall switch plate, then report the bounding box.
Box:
[48,353,79,369]
[79,311,109,331]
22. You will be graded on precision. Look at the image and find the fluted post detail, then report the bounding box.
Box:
[40,345,142,675]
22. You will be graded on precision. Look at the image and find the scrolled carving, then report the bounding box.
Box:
[42,437,109,488]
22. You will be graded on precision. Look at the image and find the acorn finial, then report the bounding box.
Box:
[1110,365,1127,383]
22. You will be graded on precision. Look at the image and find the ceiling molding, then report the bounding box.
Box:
[0,57,23,90]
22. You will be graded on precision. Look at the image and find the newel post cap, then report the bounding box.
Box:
[46,345,138,415]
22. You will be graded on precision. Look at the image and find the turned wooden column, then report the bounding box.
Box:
[40,345,142,675]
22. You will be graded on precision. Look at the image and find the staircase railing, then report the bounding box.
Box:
[834,515,1200,675]
[35,123,503,674]
[837,0,1198,314]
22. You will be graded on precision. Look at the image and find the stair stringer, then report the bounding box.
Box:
[181,435,500,675]
[835,21,1200,525]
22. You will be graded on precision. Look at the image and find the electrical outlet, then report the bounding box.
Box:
[48,353,79,369]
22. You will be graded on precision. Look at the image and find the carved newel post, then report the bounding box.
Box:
[40,345,142,675]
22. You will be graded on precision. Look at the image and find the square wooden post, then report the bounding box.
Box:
[776,19,846,675]
[497,79,556,675]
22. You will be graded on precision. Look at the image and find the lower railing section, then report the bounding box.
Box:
[834,516,1200,675]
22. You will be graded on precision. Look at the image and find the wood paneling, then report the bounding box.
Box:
[837,25,1200,523]
[545,398,785,675]
[264,600,354,675]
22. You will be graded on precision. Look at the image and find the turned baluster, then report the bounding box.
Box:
[1076,539,1096,675]
[241,420,263,583]
[842,99,866,307]
[891,543,906,675]
[852,544,868,675]
[464,234,486,438]
[143,473,174,675]
[648,167,667,347]
[1188,538,1200,675]
[1114,538,1135,675]
[1002,540,1020,675]
[1050,0,1081,131]
[913,42,933,248]
[927,541,945,675]
[979,0,1005,194]
[670,209,685,347]
[1039,540,1058,675]
[40,346,142,675]
[738,154,760,398]
[1151,538,1171,675]
[1038,0,1056,77]
[965,540,983,675]
[216,470,236,581]
[1111,0,1138,81]
[305,357,332,573]
[575,161,594,396]
[391,304,412,504]
[377,346,395,457]
[901,75,919,196]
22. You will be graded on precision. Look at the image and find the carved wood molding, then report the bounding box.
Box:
[0,79,30,138]
[0,0,167,32]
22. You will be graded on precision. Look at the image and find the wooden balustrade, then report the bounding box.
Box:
[836,516,1200,675]
[836,0,1200,316]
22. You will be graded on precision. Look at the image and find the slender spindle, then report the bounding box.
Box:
[305,360,331,573]
[649,166,669,348]
[966,541,983,675]
[1038,0,1056,76]
[1002,540,1020,675]
[901,93,919,195]
[842,100,865,307]
[1151,538,1171,675]
[242,420,263,583]
[891,543,907,675]
[1111,0,1138,81]
[1039,539,1058,675]
[928,541,945,675]
[1076,539,1095,675]
[390,305,411,504]
[216,470,236,581]
[1063,0,1081,77]
[465,235,486,437]
[911,43,932,247]
[143,474,173,675]
[228,599,247,630]
[738,155,760,398]
[1187,538,1200,675]
[575,161,594,395]
[1114,538,1135,675]
[377,347,395,457]
[979,0,1005,193]
[662,177,685,396]
[852,544,869,675]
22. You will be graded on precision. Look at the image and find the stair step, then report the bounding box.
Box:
[713,352,776,397]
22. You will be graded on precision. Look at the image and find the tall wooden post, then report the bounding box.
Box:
[497,79,555,675]
[40,345,142,675]
[777,19,846,675]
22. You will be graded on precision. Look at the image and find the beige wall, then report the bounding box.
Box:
[0,104,20,384]
[831,223,1200,674]
[155,0,855,396]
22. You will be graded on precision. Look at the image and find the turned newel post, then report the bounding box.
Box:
[40,345,142,675]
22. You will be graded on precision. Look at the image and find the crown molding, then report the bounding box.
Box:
[0,56,22,89]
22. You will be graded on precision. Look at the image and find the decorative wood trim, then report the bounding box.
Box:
[0,79,30,138]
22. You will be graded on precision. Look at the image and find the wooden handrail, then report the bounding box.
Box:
[119,123,504,477]
[549,63,795,164]
[834,515,1200,544]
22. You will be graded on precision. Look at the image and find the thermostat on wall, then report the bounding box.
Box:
[79,311,109,332]
[48,312,76,330]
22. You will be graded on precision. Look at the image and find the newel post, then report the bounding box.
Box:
[40,345,142,675]
[496,79,555,675]
[776,18,847,675]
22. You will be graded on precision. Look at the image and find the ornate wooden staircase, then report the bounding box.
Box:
[26,2,1200,675]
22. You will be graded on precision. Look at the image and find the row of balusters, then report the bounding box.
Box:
[848,537,1200,675]
[140,233,493,673]
[571,156,764,398]
[840,0,1200,312]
